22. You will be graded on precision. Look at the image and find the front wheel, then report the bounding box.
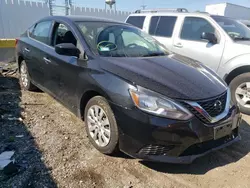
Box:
[84,96,119,155]
[229,73,250,115]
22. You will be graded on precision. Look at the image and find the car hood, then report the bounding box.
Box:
[99,54,227,100]
[223,41,250,62]
[235,40,250,46]
[234,41,250,53]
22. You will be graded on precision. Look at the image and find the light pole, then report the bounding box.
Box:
[141,0,146,10]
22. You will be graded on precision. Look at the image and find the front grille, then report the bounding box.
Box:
[138,145,175,156]
[181,91,227,124]
[198,92,227,117]
[180,128,238,156]
[182,103,210,124]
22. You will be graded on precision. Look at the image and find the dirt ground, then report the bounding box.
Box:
[1,75,250,188]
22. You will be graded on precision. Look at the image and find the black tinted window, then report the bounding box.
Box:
[126,16,145,29]
[31,21,52,44]
[181,17,215,41]
[149,16,159,35]
[150,16,177,37]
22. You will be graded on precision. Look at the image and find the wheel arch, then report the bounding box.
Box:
[79,89,110,120]
[225,65,250,84]
[17,55,24,72]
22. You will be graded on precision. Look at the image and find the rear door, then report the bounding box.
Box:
[26,20,53,86]
[20,25,36,78]
[148,16,177,50]
[172,16,225,71]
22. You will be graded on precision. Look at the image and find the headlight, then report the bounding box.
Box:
[129,86,193,120]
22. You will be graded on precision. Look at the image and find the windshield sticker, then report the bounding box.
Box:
[99,47,110,51]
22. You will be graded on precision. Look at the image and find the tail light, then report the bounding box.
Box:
[15,39,18,47]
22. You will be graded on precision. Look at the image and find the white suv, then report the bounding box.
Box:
[126,8,250,115]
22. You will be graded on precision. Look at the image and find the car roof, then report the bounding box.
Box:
[41,15,125,24]
[128,12,212,17]
[127,12,242,21]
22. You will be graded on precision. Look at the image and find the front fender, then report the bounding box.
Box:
[76,70,136,110]
[218,53,250,79]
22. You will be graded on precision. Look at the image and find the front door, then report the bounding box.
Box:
[44,22,80,111]
[172,16,224,72]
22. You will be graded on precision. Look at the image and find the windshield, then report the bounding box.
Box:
[212,16,250,40]
[76,21,169,57]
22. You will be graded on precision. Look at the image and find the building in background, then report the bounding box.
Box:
[206,3,250,20]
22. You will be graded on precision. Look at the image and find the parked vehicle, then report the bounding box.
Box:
[126,9,250,115]
[16,16,241,164]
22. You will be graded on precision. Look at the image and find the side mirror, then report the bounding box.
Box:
[55,43,81,57]
[201,32,217,44]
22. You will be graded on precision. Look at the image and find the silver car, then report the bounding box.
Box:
[126,9,250,115]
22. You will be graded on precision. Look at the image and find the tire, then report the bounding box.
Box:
[84,96,119,155]
[229,73,250,115]
[19,60,37,91]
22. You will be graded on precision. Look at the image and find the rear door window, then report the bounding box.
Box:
[126,16,146,29]
[31,21,52,45]
[27,25,35,37]
[149,16,160,35]
[149,16,177,37]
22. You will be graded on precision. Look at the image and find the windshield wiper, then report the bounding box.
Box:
[143,52,166,57]
[233,36,250,41]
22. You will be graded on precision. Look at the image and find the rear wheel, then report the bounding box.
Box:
[19,60,37,91]
[229,73,250,115]
[84,96,119,155]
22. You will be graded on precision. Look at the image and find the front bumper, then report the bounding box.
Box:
[110,103,241,164]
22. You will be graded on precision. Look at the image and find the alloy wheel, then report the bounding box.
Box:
[20,63,29,88]
[87,105,111,147]
[235,82,250,108]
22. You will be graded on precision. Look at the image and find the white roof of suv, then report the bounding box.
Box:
[128,8,211,17]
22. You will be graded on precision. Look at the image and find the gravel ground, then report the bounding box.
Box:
[1,74,250,188]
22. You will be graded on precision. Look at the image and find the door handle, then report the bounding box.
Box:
[43,57,51,64]
[24,48,30,52]
[174,43,183,48]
